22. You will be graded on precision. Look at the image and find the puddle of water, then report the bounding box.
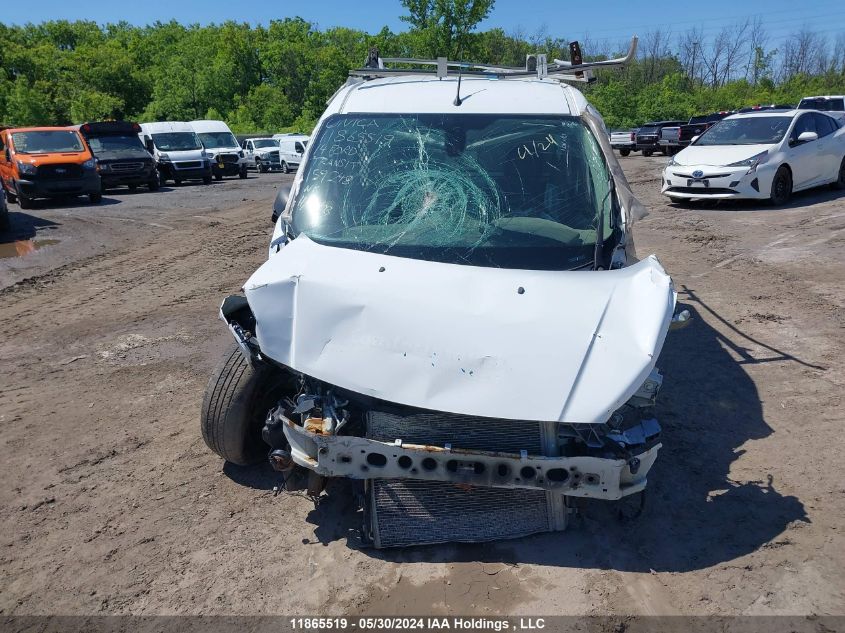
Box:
[0,239,61,259]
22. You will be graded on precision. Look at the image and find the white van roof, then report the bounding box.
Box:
[324,76,584,117]
[189,120,235,134]
[272,133,310,141]
[139,121,195,134]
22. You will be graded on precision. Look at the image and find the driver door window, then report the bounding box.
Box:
[812,113,835,137]
[790,114,816,144]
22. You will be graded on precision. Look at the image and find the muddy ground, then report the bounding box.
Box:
[1,158,843,617]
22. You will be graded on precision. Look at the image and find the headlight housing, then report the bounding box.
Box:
[667,154,678,167]
[97,162,111,172]
[158,153,171,162]
[727,151,769,174]
[82,158,96,170]
[16,161,37,176]
[238,150,244,158]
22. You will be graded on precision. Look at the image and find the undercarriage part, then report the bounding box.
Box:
[369,478,567,548]
[280,409,660,499]
[367,410,543,453]
[268,449,294,473]
[366,411,568,547]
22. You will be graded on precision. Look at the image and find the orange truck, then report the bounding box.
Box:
[0,126,102,209]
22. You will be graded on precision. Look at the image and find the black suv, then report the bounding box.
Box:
[76,121,159,192]
[636,121,686,156]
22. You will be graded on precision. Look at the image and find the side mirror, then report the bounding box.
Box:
[797,131,818,143]
[271,182,292,224]
[690,135,700,144]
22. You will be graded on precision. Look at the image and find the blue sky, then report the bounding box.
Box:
[3,0,844,49]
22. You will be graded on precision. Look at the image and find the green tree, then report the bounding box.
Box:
[400,0,495,58]
[5,77,53,125]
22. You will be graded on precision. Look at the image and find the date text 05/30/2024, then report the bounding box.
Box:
[289,617,547,630]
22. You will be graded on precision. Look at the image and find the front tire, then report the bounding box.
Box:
[18,192,34,209]
[201,342,287,465]
[239,165,248,179]
[770,166,792,206]
[619,149,631,157]
[148,175,160,191]
[643,150,653,157]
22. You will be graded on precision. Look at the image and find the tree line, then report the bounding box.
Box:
[1,0,844,133]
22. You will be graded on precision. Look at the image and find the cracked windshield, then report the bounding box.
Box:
[292,114,613,270]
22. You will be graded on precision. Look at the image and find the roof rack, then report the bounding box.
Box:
[350,36,638,83]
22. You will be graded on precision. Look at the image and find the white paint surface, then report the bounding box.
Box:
[245,236,675,423]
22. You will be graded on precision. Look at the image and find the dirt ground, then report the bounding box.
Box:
[1,157,843,617]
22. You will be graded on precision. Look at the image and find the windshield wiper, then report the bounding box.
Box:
[593,180,613,271]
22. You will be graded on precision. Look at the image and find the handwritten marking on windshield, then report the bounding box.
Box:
[517,134,558,159]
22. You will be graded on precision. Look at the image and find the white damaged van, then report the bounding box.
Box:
[200,40,692,548]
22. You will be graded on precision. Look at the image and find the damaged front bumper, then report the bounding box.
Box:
[221,289,667,503]
[277,411,661,500]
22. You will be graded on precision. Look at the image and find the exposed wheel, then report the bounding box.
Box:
[619,149,630,157]
[89,192,102,204]
[148,175,160,191]
[259,163,268,174]
[201,342,287,465]
[215,173,223,181]
[5,187,17,204]
[281,161,290,173]
[239,165,248,179]
[643,150,653,157]
[18,193,34,209]
[769,166,792,206]
[832,157,845,190]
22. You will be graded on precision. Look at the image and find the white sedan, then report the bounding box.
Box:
[662,109,845,205]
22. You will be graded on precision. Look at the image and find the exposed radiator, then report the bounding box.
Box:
[366,410,568,548]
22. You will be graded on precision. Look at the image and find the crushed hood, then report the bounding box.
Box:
[244,236,675,423]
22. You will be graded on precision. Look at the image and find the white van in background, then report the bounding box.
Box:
[271,133,310,173]
[189,120,247,180]
[139,122,212,185]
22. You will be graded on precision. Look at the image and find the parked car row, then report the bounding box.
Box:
[611,95,845,158]
[0,119,310,216]
[661,108,845,206]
